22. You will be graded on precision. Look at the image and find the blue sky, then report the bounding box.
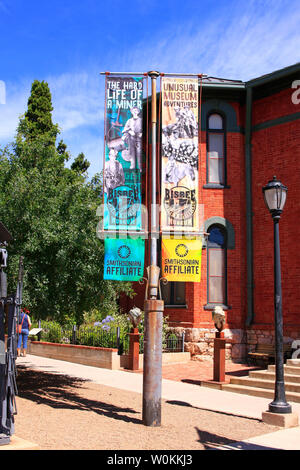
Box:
[0,0,299,177]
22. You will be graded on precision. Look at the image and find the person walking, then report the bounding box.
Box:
[17,309,32,357]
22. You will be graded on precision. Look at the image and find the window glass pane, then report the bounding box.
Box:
[209,114,223,129]
[174,283,185,305]
[207,225,226,305]
[209,249,224,276]
[161,281,185,305]
[209,276,225,303]
[208,133,224,156]
[161,281,171,305]
[208,157,224,184]
[208,227,225,247]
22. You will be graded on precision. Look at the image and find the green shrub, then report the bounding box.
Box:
[31,311,171,353]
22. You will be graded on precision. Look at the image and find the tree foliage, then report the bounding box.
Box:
[0,80,133,324]
[71,152,90,175]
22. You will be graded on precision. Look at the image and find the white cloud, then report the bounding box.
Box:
[0,1,9,14]
[122,0,300,80]
[48,71,104,133]
[48,71,105,175]
[0,72,105,175]
[0,0,299,175]
[0,79,29,141]
[61,127,104,177]
[0,80,6,105]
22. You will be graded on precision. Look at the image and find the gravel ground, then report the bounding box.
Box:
[14,365,279,450]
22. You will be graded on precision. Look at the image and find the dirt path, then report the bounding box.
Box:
[14,365,279,450]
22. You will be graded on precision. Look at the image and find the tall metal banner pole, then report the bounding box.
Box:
[150,71,159,268]
[142,71,164,426]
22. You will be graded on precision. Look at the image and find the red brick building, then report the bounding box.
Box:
[121,63,300,362]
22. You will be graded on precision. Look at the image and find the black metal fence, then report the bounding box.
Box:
[37,322,121,350]
[35,321,185,355]
[164,332,185,352]
[122,332,185,355]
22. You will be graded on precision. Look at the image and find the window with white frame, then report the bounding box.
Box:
[207,113,226,185]
[207,225,227,305]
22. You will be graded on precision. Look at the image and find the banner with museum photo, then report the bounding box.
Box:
[161,238,202,282]
[104,238,145,281]
[161,77,199,233]
[103,76,143,231]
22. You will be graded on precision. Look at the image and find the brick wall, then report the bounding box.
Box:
[252,87,298,126]
[119,83,300,361]
[251,86,300,331]
[200,124,247,331]
[122,99,247,334]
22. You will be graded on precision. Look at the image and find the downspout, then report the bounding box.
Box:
[245,85,254,326]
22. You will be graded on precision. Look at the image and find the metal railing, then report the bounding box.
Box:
[123,332,185,354]
[36,322,121,351]
[164,332,185,353]
[34,322,185,356]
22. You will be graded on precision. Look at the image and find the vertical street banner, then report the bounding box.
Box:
[104,238,145,281]
[161,238,202,282]
[104,76,143,231]
[161,77,199,233]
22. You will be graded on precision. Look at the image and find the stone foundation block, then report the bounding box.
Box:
[262,411,299,428]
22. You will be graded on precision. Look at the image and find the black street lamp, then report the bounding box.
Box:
[262,176,291,414]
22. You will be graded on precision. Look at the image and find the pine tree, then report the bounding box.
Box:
[15,80,60,168]
[57,139,70,164]
[0,80,133,324]
[71,152,90,175]
[19,80,59,143]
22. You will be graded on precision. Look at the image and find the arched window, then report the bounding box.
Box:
[207,225,227,305]
[207,113,226,185]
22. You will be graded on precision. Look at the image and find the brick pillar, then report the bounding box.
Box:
[213,331,226,382]
[128,327,140,370]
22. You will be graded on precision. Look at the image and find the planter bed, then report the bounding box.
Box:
[28,341,121,370]
[120,352,191,369]
[27,341,191,370]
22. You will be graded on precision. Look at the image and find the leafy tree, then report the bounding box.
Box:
[57,139,70,162]
[71,152,90,175]
[20,80,58,141]
[15,80,60,168]
[0,80,133,324]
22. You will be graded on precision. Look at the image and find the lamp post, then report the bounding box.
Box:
[262,176,291,414]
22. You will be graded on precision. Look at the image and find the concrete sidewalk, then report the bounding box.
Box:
[17,354,300,450]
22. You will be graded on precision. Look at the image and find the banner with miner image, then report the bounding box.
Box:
[161,77,199,232]
[104,76,143,231]
[162,238,202,282]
